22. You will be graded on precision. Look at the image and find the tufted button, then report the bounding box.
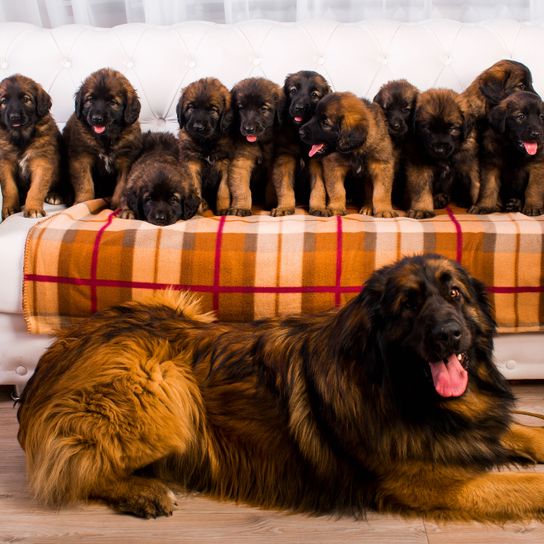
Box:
[62,58,72,68]
[382,56,388,65]
[317,56,325,65]
[126,60,134,69]
[505,359,517,370]
[253,57,261,66]
[188,60,196,68]
[15,365,27,376]
[1,60,8,70]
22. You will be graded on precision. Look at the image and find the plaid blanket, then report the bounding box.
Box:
[23,199,544,335]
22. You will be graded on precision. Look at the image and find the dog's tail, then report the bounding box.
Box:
[139,288,216,324]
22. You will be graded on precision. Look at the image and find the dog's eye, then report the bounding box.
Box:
[402,299,418,311]
[517,83,526,90]
[450,126,461,136]
[516,113,526,122]
[109,99,119,107]
[261,105,271,113]
[289,86,297,96]
[402,105,411,113]
[311,91,321,99]
[23,95,33,104]
[169,195,180,204]
[237,104,244,110]
[320,117,331,128]
[449,287,461,301]
[0,97,6,106]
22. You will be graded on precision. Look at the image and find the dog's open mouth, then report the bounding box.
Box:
[309,143,326,157]
[520,140,538,155]
[92,125,106,135]
[293,115,304,124]
[429,352,469,398]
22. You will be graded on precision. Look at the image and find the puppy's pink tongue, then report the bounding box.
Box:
[93,126,106,134]
[309,143,325,157]
[294,116,303,122]
[246,135,257,143]
[523,141,538,155]
[429,354,468,398]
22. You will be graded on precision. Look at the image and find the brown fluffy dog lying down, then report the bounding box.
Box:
[17,254,544,521]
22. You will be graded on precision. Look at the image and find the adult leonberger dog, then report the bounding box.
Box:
[405,89,479,218]
[0,74,63,220]
[299,91,397,217]
[62,68,142,207]
[271,70,331,216]
[176,77,233,215]
[470,91,544,216]
[226,77,284,216]
[119,131,201,225]
[460,59,536,122]
[18,254,544,522]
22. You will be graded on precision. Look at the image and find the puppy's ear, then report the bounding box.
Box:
[125,187,142,220]
[275,88,286,125]
[74,86,85,120]
[35,86,52,118]
[124,89,141,125]
[181,194,201,220]
[338,117,367,153]
[488,103,507,133]
[479,72,508,105]
[220,109,233,134]
[176,96,185,128]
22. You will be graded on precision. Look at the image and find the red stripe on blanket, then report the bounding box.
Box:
[446,206,463,263]
[90,210,119,313]
[335,215,343,306]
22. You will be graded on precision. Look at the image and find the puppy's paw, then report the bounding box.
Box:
[467,205,498,215]
[270,207,295,217]
[433,193,449,209]
[2,205,20,220]
[358,206,373,216]
[45,191,65,205]
[505,198,522,213]
[226,207,252,217]
[522,206,543,216]
[374,209,399,218]
[327,206,347,216]
[407,209,435,219]
[309,207,332,217]
[23,207,46,219]
[119,208,136,220]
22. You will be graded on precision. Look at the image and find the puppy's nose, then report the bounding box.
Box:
[192,121,206,132]
[9,112,22,123]
[243,125,256,135]
[91,115,104,125]
[530,129,541,139]
[390,120,401,129]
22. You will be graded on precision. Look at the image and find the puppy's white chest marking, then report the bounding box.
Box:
[18,153,31,178]
[99,153,114,173]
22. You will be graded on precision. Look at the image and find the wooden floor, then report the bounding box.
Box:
[2,384,544,543]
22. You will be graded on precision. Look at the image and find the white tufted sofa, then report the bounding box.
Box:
[0,19,543,387]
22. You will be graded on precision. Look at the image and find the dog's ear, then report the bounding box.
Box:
[35,86,52,118]
[479,72,509,106]
[74,85,85,120]
[124,89,141,125]
[176,96,186,128]
[125,187,142,219]
[488,103,507,133]
[181,194,201,220]
[338,115,367,153]
[274,87,286,125]
[220,109,233,134]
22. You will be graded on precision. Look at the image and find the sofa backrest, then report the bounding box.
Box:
[1,19,543,132]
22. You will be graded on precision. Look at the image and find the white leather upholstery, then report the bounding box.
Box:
[0,19,543,384]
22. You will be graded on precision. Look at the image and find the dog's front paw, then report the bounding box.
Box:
[226,207,252,217]
[327,206,347,216]
[505,198,522,213]
[309,207,332,217]
[23,207,46,219]
[407,208,435,219]
[119,208,136,220]
[374,209,399,218]
[2,205,20,220]
[45,192,64,205]
[433,193,449,209]
[522,206,543,216]
[270,207,295,217]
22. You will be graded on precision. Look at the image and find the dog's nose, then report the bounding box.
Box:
[243,125,256,135]
[9,112,22,123]
[192,121,206,133]
[433,322,462,350]
[530,129,541,139]
[91,115,104,125]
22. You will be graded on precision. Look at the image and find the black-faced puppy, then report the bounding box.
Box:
[176,77,233,214]
[470,91,544,216]
[460,59,536,123]
[373,79,420,207]
[299,91,397,217]
[0,74,63,219]
[120,131,200,225]
[226,77,284,216]
[62,68,142,207]
[271,70,331,216]
[405,88,479,218]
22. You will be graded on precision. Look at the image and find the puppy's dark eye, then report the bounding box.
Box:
[169,195,180,204]
[237,104,244,110]
[449,287,461,301]
[516,113,526,122]
[261,105,271,113]
[402,299,418,311]
[143,195,152,203]
[84,96,94,104]
[311,91,321,99]
[0,97,6,106]
[320,117,331,128]
[517,83,526,90]
[23,95,33,104]
[450,126,461,136]
[289,86,297,96]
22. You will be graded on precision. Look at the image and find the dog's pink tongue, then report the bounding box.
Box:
[523,141,538,155]
[246,135,257,143]
[93,126,106,134]
[309,143,325,157]
[294,116,303,122]
[429,354,468,398]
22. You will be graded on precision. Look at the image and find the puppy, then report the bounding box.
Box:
[405,88,479,218]
[120,131,200,225]
[62,68,142,207]
[373,79,419,207]
[176,77,233,214]
[299,92,397,217]
[470,91,544,216]
[460,59,536,123]
[226,77,284,216]
[271,70,331,216]
[0,74,63,219]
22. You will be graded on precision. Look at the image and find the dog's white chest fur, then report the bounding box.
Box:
[99,153,114,173]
